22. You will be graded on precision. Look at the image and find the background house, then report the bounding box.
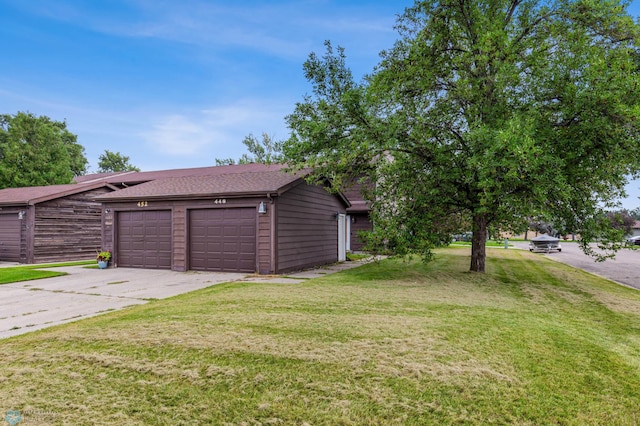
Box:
[342,181,372,252]
[0,182,116,263]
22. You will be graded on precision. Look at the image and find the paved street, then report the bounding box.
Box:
[511,241,640,290]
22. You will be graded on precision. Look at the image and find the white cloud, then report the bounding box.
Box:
[142,114,215,156]
[141,99,291,158]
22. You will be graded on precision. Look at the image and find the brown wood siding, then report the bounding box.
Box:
[102,208,114,253]
[343,179,371,212]
[257,208,271,274]
[343,181,366,206]
[276,183,345,273]
[0,212,21,262]
[350,212,371,251]
[173,205,187,271]
[32,188,112,263]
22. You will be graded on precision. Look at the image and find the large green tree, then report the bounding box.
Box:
[0,112,88,188]
[97,150,141,173]
[284,0,640,272]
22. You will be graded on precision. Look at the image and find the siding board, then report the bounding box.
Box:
[32,187,112,263]
[350,212,371,251]
[276,183,345,273]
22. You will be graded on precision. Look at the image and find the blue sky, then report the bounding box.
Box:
[0,0,639,209]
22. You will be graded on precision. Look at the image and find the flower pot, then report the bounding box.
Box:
[98,260,109,269]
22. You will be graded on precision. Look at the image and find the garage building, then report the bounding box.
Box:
[0,182,116,263]
[95,164,350,274]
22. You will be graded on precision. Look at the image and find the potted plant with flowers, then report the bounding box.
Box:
[96,250,111,269]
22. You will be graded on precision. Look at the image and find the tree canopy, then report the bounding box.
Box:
[284,0,640,272]
[97,150,141,173]
[0,112,88,188]
[215,133,284,166]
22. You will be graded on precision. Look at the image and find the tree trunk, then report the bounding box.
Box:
[470,213,488,273]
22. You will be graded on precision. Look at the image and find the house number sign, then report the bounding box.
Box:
[213,199,227,204]
[137,201,148,207]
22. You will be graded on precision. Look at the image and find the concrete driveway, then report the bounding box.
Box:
[0,266,248,339]
[0,259,374,340]
[510,241,640,290]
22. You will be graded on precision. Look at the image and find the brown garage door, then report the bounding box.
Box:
[117,210,172,269]
[189,208,256,272]
[0,214,21,262]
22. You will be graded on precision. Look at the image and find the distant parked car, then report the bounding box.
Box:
[452,232,472,242]
[626,236,640,246]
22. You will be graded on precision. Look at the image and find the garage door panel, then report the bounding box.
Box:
[0,214,21,262]
[223,241,238,251]
[208,228,223,238]
[189,208,256,272]
[156,243,172,252]
[239,242,255,251]
[117,210,172,269]
[208,242,223,251]
[156,230,172,238]
[191,225,205,235]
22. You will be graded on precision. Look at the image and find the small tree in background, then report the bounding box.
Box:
[97,150,141,173]
[607,210,637,236]
[215,133,283,165]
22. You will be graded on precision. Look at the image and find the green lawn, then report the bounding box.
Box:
[449,240,508,247]
[0,268,65,284]
[1,248,640,425]
[0,261,94,284]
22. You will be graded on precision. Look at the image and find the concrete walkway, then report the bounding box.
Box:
[0,258,376,339]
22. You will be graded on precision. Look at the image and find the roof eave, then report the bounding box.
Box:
[0,182,118,206]
[97,190,282,203]
[0,202,29,207]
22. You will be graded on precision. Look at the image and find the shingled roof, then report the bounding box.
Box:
[95,168,317,201]
[74,171,135,184]
[77,163,289,186]
[0,182,116,206]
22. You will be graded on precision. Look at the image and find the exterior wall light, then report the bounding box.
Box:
[258,201,267,214]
